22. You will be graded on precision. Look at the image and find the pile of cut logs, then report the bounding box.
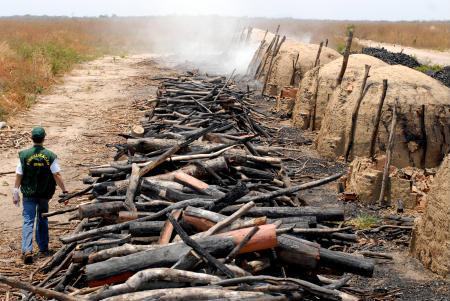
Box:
[1,73,375,301]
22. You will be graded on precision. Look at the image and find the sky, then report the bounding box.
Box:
[0,0,449,21]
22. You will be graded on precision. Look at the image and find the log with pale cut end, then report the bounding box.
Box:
[131,125,145,137]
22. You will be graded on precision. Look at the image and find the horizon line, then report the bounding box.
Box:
[0,14,449,22]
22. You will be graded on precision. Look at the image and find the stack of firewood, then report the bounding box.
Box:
[0,73,375,301]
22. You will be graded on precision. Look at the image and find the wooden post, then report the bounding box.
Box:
[369,79,388,159]
[290,52,300,85]
[309,70,321,131]
[325,38,329,47]
[314,41,324,67]
[262,35,286,95]
[378,99,398,206]
[344,64,371,162]
[336,29,354,86]
[419,104,427,168]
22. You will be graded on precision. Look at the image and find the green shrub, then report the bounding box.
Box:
[348,213,380,230]
[415,64,443,73]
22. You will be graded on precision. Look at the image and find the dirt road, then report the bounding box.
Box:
[0,54,171,269]
[357,38,450,66]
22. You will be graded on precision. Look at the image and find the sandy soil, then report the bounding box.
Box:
[356,38,450,66]
[0,54,172,275]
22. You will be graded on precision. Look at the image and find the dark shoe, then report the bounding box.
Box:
[22,252,33,264]
[38,249,53,257]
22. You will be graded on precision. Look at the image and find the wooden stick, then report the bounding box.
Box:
[314,41,324,67]
[378,99,398,206]
[237,172,345,203]
[167,214,236,278]
[336,29,354,86]
[369,79,388,159]
[0,275,79,301]
[58,185,93,203]
[212,69,236,103]
[124,164,139,211]
[344,64,371,162]
[0,171,15,176]
[202,201,255,237]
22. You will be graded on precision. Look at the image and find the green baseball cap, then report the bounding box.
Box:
[31,127,46,139]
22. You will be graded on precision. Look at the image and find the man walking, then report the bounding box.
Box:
[12,127,68,264]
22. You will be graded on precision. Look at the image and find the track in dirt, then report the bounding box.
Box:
[0,54,173,275]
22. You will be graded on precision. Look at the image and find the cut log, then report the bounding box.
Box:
[129,221,165,236]
[173,171,225,198]
[158,209,182,244]
[277,234,374,277]
[78,202,125,220]
[97,287,266,301]
[221,206,344,222]
[85,225,277,285]
[277,234,320,270]
[86,268,221,301]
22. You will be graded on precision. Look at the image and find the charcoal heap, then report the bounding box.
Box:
[429,65,450,88]
[0,73,375,301]
[362,47,420,69]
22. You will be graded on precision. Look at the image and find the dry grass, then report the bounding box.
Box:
[247,19,450,52]
[0,17,135,120]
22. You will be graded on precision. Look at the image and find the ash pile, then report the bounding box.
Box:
[1,73,378,301]
[362,47,420,68]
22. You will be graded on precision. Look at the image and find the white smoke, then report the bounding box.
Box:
[138,16,260,75]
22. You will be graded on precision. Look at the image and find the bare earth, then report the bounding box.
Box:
[0,54,171,274]
[356,38,450,66]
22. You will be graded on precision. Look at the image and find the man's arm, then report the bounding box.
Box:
[50,159,67,193]
[13,161,23,206]
[14,173,22,189]
[53,172,67,193]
